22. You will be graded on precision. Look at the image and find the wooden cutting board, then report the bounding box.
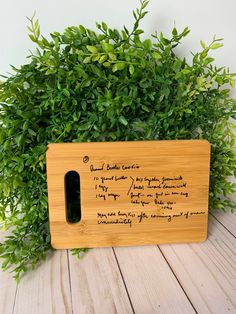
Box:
[46,140,210,249]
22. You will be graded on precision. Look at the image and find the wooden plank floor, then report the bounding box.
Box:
[0,212,236,314]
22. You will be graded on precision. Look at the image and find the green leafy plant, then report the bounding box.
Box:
[0,0,236,281]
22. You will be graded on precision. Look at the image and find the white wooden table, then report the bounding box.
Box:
[1,211,236,314]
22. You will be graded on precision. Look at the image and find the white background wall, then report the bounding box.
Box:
[0,0,236,95]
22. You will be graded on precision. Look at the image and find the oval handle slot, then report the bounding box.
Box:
[65,170,81,223]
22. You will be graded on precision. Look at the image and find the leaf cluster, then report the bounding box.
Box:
[0,0,236,280]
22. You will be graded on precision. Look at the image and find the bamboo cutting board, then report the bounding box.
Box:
[46,140,210,249]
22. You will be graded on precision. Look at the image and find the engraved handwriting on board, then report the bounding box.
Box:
[46,141,210,248]
[87,162,206,227]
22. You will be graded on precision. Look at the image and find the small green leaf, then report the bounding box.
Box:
[152,51,161,60]
[112,62,126,72]
[29,34,37,42]
[160,32,170,45]
[129,64,134,75]
[86,45,98,53]
[101,22,108,31]
[108,53,117,61]
[200,40,206,49]
[123,26,129,36]
[102,42,114,53]
[185,109,192,114]
[81,101,87,110]
[35,25,40,38]
[15,134,24,146]
[141,105,150,112]
[78,122,91,131]
[28,129,36,136]
[83,56,91,64]
[205,57,215,65]
[103,61,111,67]
[119,115,128,126]
[133,10,137,20]
[79,25,86,34]
[172,27,178,36]
[134,29,144,36]
[181,69,191,75]
[92,55,100,62]
[98,55,108,64]
[62,89,70,97]
[211,43,223,50]
[143,39,152,50]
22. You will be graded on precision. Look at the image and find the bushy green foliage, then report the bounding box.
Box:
[0,0,236,281]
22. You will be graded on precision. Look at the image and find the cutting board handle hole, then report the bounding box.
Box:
[65,170,81,223]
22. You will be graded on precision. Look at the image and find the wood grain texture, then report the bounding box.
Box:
[212,211,236,236]
[46,140,210,248]
[13,250,72,314]
[68,247,133,314]
[114,245,195,314]
[159,215,236,314]
[0,232,17,314]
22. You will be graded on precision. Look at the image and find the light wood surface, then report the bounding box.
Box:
[0,211,236,313]
[13,250,72,314]
[113,245,195,313]
[212,210,236,235]
[46,140,210,248]
[0,233,17,314]
[68,248,133,313]
[159,214,236,313]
